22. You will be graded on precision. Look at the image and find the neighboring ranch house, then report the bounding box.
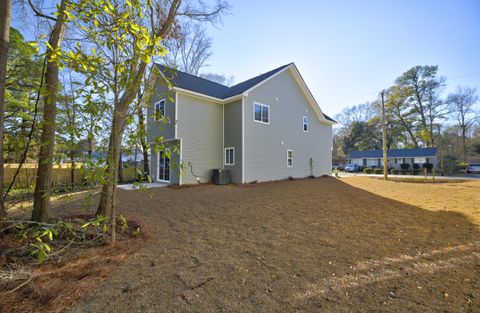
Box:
[145,63,336,185]
[348,148,438,169]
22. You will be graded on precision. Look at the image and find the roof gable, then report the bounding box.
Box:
[154,63,336,124]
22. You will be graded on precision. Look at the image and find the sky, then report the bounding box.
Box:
[11,0,480,118]
[203,0,480,117]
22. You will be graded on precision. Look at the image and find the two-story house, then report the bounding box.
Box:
[146,62,335,185]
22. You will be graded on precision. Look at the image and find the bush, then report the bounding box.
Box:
[373,168,384,174]
[390,168,399,175]
[363,167,373,174]
[422,163,433,170]
[400,163,410,170]
[412,163,420,170]
[457,162,468,170]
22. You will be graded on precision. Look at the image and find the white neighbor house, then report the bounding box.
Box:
[145,63,336,185]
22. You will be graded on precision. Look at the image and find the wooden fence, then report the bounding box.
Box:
[4,164,137,189]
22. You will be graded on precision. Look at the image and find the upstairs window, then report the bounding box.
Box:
[155,99,165,121]
[303,116,308,132]
[287,150,293,167]
[254,102,269,124]
[225,147,235,165]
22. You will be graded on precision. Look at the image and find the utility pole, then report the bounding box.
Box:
[381,90,388,180]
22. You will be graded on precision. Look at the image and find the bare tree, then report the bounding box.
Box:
[163,22,212,75]
[447,86,479,161]
[0,0,12,218]
[334,102,374,127]
[200,72,234,86]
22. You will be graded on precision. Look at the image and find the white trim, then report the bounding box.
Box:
[223,94,243,103]
[173,87,223,103]
[287,150,293,168]
[179,139,183,185]
[241,96,245,183]
[222,102,225,169]
[224,147,235,166]
[157,151,171,183]
[174,92,178,138]
[253,102,270,124]
[154,98,166,121]
[303,116,308,132]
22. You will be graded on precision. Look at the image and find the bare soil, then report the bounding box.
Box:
[53,176,480,313]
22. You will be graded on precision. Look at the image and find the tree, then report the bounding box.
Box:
[0,0,12,218]
[395,65,447,147]
[66,1,228,245]
[163,22,212,75]
[384,85,419,147]
[31,0,70,222]
[446,86,479,161]
[3,28,43,163]
[341,120,382,155]
[334,102,374,127]
[200,72,234,86]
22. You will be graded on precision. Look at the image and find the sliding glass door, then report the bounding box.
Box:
[158,151,170,182]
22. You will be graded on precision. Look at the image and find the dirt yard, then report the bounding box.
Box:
[51,176,479,313]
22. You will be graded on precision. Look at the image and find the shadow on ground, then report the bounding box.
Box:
[58,177,480,313]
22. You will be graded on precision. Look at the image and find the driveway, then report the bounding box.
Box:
[69,177,480,313]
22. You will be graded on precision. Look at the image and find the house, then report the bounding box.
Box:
[145,62,336,185]
[348,148,438,169]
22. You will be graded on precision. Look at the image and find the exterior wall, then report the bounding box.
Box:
[177,93,223,184]
[149,141,180,184]
[350,156,438,169]
[243,69,332,182]
[223,99,243,183]
[147,78,180,184]
[146,78,176,143]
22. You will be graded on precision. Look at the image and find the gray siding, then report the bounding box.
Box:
[243,69,332,182]
[147,78,180,184]
[147,79,176,144]
[149,141,181,184]
[177,93,223,184]
[223,100,243,183]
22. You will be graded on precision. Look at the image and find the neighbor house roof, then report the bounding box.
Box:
[349,147,438,159]
[155,63,336,123]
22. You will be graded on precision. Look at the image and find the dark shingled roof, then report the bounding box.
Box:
[155,63,335,123]
[349,147,438,159]
[156,63,292,99]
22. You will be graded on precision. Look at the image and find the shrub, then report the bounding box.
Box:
[373,168,384,174]
[390,168,399,175]
[400,163,410,170]
[363,167,373,174]
[457,162,468,170]
[412,163,420,170]
[422,163,433,170]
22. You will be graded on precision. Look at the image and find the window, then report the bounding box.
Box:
[155,99,165,121]
[303,116,308,132]
[225,147,235,165]
[287,150,293,167]
[254,102,269,123]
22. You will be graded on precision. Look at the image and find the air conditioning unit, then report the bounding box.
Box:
[212,169,231,185]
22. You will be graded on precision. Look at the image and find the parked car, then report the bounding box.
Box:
[332,163,345,171]
[466,163,480,174]
[344,164,360,172]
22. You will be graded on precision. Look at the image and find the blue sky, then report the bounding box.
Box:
[204,0,480,116]
[11,0,480,117]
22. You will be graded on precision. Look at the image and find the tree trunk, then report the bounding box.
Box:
[31,0,68,222]
[96,108,125,217]
[0,0,11,219]
[137,101,149,176]
[462,127,467,162]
